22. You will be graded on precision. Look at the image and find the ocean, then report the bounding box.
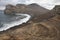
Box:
[0,10,31,31]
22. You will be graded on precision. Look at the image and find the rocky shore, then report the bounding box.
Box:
[4,3,55,22]
[0,3,60,40]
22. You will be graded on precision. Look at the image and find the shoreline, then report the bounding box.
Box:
[0,13,31,31]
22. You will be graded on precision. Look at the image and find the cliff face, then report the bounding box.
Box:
[53,5,60,15]
[4,3,49,15]
[4,3,52,22]
[4,4,60,16]
[4,4,17,15]
[4,4,60,22]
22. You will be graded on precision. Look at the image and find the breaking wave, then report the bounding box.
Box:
[0,11,31,31]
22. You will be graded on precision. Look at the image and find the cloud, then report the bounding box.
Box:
[55,0,60,2]
[0,0,60,10]
[0,0,30,6]
[54,0,60,5]
[0,0,30,10]
[28,0,55,10]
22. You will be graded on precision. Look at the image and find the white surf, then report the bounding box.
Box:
[0,13,31,31]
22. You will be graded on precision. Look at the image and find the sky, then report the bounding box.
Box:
[0,0,60,10]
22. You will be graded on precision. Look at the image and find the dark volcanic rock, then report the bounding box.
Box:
[53,5,60,15]
[28,3,49,14]
[4,3,49,15]
[5,3,60,23]
[4,3,52,22]
[4,4,60,23]
[4,4,17,15]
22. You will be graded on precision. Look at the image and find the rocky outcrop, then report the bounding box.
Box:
[4,4,16,15]
[4,3,53,22]
[4,4,60,23]
[53,5,60,15]
[4,4,60,16]
[4,3,49,15]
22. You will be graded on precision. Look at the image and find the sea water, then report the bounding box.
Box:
[0,10,31,31]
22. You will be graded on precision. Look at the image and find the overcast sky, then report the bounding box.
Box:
[0,0,60,10]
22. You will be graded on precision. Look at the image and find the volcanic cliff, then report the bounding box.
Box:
[0,3,60,40]
[4,3,55,22]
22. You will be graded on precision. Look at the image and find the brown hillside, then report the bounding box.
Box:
[0,4,60,40]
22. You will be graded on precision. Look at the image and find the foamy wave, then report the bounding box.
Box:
[0,13,31,31]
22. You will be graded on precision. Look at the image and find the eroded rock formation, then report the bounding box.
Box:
[0,3,60,40]
[4,3,49,15]
[4,3,56,22]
